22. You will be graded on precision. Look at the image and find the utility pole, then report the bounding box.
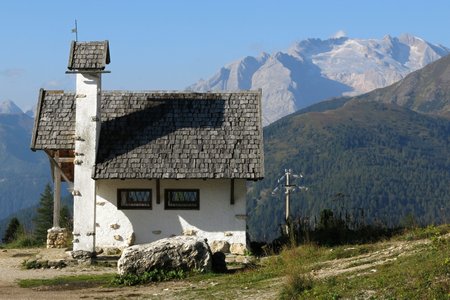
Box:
[272,169,308,236]
[285,169,290,229]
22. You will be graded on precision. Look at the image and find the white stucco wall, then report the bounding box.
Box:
[73,73,102,252]
[95,179,247,250]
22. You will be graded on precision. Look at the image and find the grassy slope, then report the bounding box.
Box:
[184,225,450,299]
[18,224,450,299]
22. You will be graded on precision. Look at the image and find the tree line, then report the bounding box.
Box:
[1,183,71,247]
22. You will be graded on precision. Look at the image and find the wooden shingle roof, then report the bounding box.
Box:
[31,89,76,150]
[31,90,264,180]
[67,41,110,71]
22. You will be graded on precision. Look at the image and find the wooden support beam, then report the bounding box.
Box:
[56,157,74,163]
[53,151,61,228]
[230,179,235,205]
[46,152,74,189]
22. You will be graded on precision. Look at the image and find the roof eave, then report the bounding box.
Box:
[67,41,76,71]
[65,70,110,74]
[92,174,264,180]
[30,88,45,151]
[256,89,265,178]
[103,40,111,65]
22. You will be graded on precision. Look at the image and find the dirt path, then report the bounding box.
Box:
[0,248,199,299]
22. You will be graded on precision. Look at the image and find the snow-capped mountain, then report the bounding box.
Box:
[188,34,450,125]
[0,99,23,115]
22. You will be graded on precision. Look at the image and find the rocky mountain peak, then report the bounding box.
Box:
[188,34,449,125]
[0,100,23,115]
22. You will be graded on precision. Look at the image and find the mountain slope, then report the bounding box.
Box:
[0,112,50,220]
[247,100,450,242]
[0,193,73,241]
[0,100,23,115]
[354,53,450,116]
[189,34,449,125]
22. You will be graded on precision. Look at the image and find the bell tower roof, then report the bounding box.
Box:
[67,40,110,72]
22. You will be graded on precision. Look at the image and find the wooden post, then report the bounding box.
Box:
[285,170,291,236]
[286,170,290,224]
[53,152,61,228]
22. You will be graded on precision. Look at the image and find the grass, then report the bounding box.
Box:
[325,243,381,260]
[286,225,450,299]
[111,269,186,286]
[18,273,115,289]
[399,224,450,241]
[300,239,449,299]
[182,225,450,299]
[2,233,42,249]
[16,225,450,299]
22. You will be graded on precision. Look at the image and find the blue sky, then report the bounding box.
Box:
[1,0,450,111]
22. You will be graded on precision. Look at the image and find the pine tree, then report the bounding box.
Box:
[60,205,73,231]
[2,217,23,244]
[33,183,54,244]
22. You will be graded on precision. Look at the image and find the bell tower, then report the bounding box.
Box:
[66,40,110,255]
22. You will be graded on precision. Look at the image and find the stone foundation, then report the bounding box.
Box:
[230,243,246,255]
[209,240,246,255]
[47,227,70,249]
[210,240,230,253]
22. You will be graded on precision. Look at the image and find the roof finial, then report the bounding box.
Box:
[71,20,78,42]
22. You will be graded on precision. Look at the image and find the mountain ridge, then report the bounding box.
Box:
[188,34,450,125]
[0,112,50,220]
[279,52,450,122]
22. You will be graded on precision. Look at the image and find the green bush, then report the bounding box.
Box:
[112,269,186,286]
[22,259,49,269]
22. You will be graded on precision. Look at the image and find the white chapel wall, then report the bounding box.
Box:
[95,179,247,250]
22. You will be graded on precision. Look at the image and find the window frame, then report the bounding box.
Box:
[117,188,152,210]
[164,189,200,210]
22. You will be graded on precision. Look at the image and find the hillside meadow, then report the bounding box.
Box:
[7,224,449,299]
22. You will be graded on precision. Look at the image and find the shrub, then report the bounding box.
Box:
[22,259,49,269]
[279,273,313,300]
[112,269,186,286]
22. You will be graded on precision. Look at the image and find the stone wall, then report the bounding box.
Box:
[47,227,70,249]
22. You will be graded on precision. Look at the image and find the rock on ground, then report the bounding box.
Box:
[117,236,212,276]
[210,240,230,253]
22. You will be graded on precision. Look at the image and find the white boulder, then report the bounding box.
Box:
[117,236,212,276]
